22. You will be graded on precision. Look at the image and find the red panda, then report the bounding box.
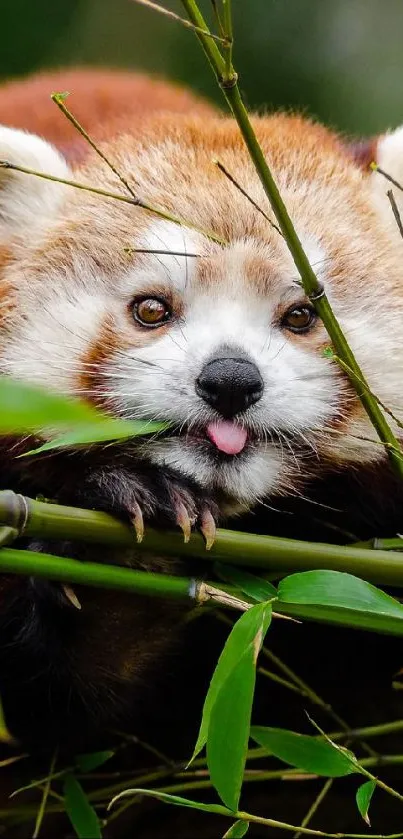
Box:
[0,68,403,813]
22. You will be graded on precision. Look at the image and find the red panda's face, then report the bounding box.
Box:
[2,113,403,511]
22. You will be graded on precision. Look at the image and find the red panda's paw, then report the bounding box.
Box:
[73,464,219,550]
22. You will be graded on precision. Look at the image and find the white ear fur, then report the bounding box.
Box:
[371,126,403,231]
[0,125,70,242]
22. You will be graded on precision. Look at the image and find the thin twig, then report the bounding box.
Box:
[0,160,224,244]
[32,750,57,838]
[308,715,403,805]
[131,0,229,44]
[293,779,334,839]
[124,247,202,257]
[387,189,403,239]
[213,157,282,234]
[371,162,403,192]
[221,0,234,78]
[210,0,225,37]
[51,93,137,199]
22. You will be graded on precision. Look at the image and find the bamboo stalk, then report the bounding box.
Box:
[2,491,403,588]
[0,547,193,600]
[179,0,403,480]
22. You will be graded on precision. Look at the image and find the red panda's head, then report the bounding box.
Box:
[1,113,403,512]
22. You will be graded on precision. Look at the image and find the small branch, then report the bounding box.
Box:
[387,189,403,239]
[131,0,230,44]
[0,160,224,244]
[51,93,137,199]
[370,162,403,192]
[221,0,234,78]
[210,1,225,37]
[308,716,403,806]
[108,787,403,837]
[32,750,58,839]
[124,247,202,258]
[293,779,334,839]
[213,157,282,234]
[195,581,251,610]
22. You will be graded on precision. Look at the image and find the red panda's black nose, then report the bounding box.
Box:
[196,350,264,418]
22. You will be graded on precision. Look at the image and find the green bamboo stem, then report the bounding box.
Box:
[355,537,403,551]
[0,547,193,600]
[2,491,403,588]
[179,0,403,481]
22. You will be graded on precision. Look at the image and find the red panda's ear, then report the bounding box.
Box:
[0,125,70,243]
[368,127,403,226]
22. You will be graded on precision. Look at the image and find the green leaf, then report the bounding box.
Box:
[356,780,376,825]
[250,727,356,777]
[223,820,249,838]
[0,377,96,431]
[215,563,277,602]
[63,774,102,838]
[277,570,403,635]
[0,377,168,449]
[190,602,272,763]
[0,691,14,744]
[207,646,256,811]
[109,787,233,818]
[26,420,167,454]
[75,750,114,773]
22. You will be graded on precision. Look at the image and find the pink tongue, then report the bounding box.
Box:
[206,421,248,455]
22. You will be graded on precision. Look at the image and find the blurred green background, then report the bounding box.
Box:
[1,0,403,136]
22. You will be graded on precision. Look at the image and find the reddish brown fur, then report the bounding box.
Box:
[0,68,216,163]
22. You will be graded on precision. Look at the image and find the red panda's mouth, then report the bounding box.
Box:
[162,420,252,458]
[205,420,248,455]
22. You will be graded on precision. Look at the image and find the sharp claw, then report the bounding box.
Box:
[62,584,82,610]
[200,508,216,551]
[176,501,192,543]
[131,502,144,543]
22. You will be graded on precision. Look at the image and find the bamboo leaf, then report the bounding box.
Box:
[190,602,272,763]
[356,780,376,825]
[109,787,233,817]
[278,571,403,634]
[0,377,168,447]
[215,563,277,602]
[207,645,256,810]
[223,820,249,837]
[278,570,403,616]
[26,420,167,454]
[250,727,356,777]
[76,750,114,773]
[63,774,102,838]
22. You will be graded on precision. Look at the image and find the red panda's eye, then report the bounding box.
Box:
[132,296,172,328]
[281,305,317,333]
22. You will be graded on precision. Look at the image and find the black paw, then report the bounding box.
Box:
[71,463,219,549]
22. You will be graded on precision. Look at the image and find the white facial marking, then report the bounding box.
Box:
[104,229,340,507]
[124,220,201,295]
[1,291,108,391]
